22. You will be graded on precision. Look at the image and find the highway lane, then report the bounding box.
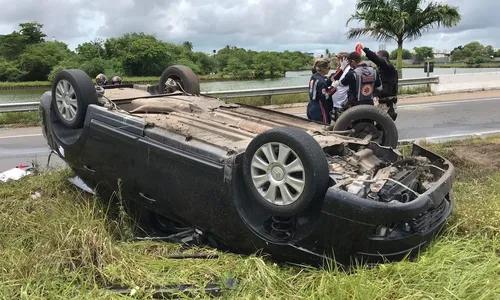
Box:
[291,97,500,141]
[1,96,500,172]
[0,128,66,171]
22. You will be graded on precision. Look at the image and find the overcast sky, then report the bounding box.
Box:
[0,0,497,55]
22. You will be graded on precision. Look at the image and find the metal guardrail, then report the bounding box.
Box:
[203,76,439,98]
[0,76,439,113]
[0,102,43,113]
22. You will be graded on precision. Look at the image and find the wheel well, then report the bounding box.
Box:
[231,152,324,245]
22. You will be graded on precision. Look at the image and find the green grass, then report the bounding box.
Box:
[1,136,500,298]
[0,111,40,127]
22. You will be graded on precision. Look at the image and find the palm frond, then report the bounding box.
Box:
[403,2,461,41]
[347,27,396,42]
[347,0,462,43]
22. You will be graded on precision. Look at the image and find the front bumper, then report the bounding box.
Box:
[320,143,455,263]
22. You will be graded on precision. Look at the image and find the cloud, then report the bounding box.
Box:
[0,0,497,55]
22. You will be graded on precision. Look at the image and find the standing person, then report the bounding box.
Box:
[328,52,351,121]
[307,58,332,125]
[357,43,399,120]
[339,51,382,108]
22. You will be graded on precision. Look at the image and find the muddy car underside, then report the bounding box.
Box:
[103,88,439,203]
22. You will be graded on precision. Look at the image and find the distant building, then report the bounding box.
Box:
[432,48,451,63]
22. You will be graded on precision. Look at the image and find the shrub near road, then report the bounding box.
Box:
[0,137,499,299]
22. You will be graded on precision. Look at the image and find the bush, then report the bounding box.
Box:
[80,58,108,78]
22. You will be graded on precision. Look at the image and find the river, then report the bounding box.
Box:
[1,67,500,104]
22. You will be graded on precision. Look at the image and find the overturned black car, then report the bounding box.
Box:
[39,65,455,267]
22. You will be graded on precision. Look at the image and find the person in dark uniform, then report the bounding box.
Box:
[357,43,399,120]
[338,51,382,108]
[307,58,333,124]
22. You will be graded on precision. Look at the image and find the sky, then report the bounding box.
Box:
[0,0,497,56]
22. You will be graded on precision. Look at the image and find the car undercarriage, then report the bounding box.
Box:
[38,66,455,267]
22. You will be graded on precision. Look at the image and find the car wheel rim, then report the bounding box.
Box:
[55,79,78,122]
[250,142,306,206]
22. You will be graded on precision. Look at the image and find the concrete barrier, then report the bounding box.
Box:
[432,71,500,94]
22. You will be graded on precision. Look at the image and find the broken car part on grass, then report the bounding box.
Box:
[38,65,456,267]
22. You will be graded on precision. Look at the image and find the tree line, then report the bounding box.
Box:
[377,42,500,65]
[0,22,314,82]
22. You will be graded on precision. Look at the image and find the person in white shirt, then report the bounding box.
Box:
[328,52,351,121]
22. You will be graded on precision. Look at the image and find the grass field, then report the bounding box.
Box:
[1,136,499,299]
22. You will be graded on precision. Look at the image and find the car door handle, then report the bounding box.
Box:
[84,165,96,173]
[139,192,156,204]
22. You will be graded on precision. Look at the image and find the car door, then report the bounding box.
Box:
[77,117,143,205]
[134,127,227,228]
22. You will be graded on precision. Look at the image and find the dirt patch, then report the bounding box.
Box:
[449,143,500,174]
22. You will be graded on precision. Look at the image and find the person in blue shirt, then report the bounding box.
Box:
[337,51,383,109]
[307,58,334,124]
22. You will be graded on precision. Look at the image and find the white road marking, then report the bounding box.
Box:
[0,133,42,140]
[290,96,500,117]
[399,129,500,143]
[396,97,500,109]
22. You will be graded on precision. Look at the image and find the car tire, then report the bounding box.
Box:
[159,65,200,95]
[50,69,98,129]
[242,127,330,217]
[333,105,399,148]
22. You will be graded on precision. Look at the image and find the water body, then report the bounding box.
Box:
[1,68,499,104]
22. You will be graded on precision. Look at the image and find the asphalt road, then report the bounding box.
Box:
[291,96,500,142]
[1,96,500,172]
[0,127,66,172]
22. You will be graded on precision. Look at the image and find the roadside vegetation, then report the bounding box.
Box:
[1,20,500,90]
[0,74,249,88]
[0,111,40,127]
[395,43,500,69]
[1,136,499,299]
[0,22,313,86]
[0,85,431,128]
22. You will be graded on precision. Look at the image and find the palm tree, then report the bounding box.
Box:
[346,0,461,78]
